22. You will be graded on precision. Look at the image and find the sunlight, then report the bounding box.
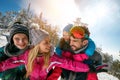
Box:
[95,3,109,18]
[24,0,81,28]
[81,3,109,27]
[45,0,81,27]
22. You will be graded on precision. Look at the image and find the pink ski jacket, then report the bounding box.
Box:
[0,50,89,80]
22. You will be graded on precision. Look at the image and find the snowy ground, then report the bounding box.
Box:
[0,36,119,80]
[57,72,119,80]
[97,72,119,80]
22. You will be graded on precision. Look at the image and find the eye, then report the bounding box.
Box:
[73,40,78,42]
[23,37,28,41]
[15,38,20,41]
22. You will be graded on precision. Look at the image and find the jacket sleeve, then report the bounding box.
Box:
[73,53,89,62]
[62,51,73,58]
[49,54,89,72]
[85,38,96,56]
[55,47,62,56]
[47,67,62,80]
[0,47,9,62]
[0,50,28,72]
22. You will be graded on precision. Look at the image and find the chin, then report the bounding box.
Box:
[18,47,26,49]
[71,47,75,51]
[44,50,49,53]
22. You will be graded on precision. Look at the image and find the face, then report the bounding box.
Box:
[13,33,29,49]
[39,36,51,53]
[63,31,70,42]
[70,36,88,51]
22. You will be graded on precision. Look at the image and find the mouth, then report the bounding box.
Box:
[18,45,26,48]
[71,46,76,49]
[46,48,50,51]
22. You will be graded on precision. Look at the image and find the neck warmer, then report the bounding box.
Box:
[4,43,28,57]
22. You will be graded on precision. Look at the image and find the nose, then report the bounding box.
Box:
[48,43,52,48]
[70,40,73,46]
[19,39,24,44]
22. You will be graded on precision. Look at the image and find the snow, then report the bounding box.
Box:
[0,36,7,47]
[57,72,119,80]
[0,35,119,80]
[97,72,119,80]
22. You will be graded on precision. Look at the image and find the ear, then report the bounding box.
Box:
[82,40,88,46]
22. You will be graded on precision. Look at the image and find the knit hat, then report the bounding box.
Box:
[9,23,29,44]
[30,28,49,46]
[63,24,73,32]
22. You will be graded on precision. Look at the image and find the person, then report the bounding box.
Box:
[0,27,90,80]
[61,25,107,80]
[63,26,99,80]
[55,24,74,56]
[47,24,96,80]
[0,22,29,80]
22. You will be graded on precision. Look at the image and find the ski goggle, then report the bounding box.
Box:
[70,26,88,39]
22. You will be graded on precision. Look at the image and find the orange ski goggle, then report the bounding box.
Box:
[70,26,88,39]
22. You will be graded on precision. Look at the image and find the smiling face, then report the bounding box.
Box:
[13,33,29,49]
[70,36,88,51]
[63,31,70,42]
[39,36,51,53]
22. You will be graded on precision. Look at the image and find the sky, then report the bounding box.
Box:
[0,0,120,60]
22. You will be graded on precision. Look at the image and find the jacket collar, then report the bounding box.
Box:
[74,44,88,54]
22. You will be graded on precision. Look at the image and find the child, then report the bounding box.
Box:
[55,24,73,56]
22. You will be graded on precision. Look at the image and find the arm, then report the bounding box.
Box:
[49,54,89,72]
[85,38,96,56]
[72,53,88,62]
[55,47,62,56]
[0,47,9,62]
[47,67,62,80]
[62,51,73,58]
[0,50,29,72]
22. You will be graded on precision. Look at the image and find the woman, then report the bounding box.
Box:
[0,22,29,80]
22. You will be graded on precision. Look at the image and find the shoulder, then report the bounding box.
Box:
[0,46,6,56]
[0,46,4,52]
[89,50,102,65]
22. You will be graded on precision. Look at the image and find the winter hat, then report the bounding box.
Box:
[30,28,49,46]
[9,23,29,44]
[63,24,73,32]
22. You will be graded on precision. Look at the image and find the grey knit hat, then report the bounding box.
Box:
[30,28,49,46]
[9,23,29,44]
[63,24,73,32]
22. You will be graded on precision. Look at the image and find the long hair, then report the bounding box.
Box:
[26,44,50,78]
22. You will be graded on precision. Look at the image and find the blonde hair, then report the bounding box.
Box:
[26,44,50,78]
